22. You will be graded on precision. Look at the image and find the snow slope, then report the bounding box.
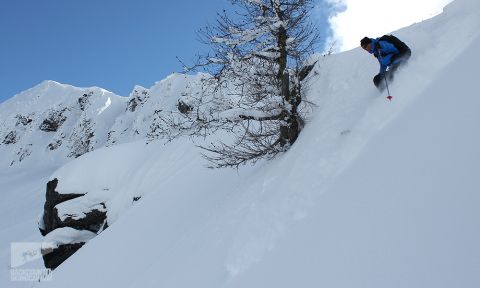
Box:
[0,80,126,168]
[1,0,479,287]
[231,31,480,287]
[0,81,127,288]
[0,72,206,288]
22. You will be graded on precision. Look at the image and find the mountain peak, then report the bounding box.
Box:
[38,80,65,87]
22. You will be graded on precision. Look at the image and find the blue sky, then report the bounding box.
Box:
[0,0,334,102]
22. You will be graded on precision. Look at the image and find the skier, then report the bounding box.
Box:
[360,35,411,90]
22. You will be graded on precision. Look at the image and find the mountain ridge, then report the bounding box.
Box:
[0,73,203,169]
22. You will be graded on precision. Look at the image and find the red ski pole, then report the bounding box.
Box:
[384,75,393,101]
[378,52,393,101]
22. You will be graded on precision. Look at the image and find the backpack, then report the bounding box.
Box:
[379,35,410,54]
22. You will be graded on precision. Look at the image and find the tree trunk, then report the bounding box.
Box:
[279,71,301,146]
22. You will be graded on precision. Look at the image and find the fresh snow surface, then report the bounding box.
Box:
[41,228,97,250]
[0,0,479,287]
[0,168,53,287]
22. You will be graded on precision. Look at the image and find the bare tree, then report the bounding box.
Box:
[155,0,319,168]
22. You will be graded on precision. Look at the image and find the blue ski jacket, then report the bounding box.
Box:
[368,38,400,75]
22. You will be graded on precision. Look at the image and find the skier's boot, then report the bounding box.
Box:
[373,73,386,92]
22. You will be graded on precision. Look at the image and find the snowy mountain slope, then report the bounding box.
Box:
[0,74,203,170]
[0,81,126,288]
[0,80,126,168]
[0,167,56,288]
[227,12,480,288]
[0,65,209,287]
[1,74,205,281]
[105,73,206,146]
[21,0,479,287]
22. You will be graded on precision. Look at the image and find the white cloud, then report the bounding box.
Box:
[326,0,454,51]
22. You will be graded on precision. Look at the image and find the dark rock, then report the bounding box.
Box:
[2,131,17,145]
[40,178,108,270]
[177,100,193,114]
[39,110,67,132]
[106,130,116,146]
[42,242,85,270]
[60,203,107,233]
[41,179,85,236]
[298,61,317,81]
[40,119,60,132]
[78,92,93,111]
[126,89,148,112]
[48,139,62,151]
[17,144,33,163]
[68,119,95,158]
[15,114,33,126]
[126,98,139,112]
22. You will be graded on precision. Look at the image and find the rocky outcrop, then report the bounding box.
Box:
[15,114,33,126]
[78,92,93,111]
[42,242,85,271]
[68,119,95,158]
[39,178,108,270]
[39,109,68,132]
[298,61,317,81]
[126,87,148,112]
[2,131,17,144]
[11,144,33,166]
[177,100,193,115]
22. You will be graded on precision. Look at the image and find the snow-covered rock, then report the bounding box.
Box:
[41,227,97,270]
[39,178,107,269]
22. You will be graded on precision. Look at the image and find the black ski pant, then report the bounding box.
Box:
[373,49,412,89]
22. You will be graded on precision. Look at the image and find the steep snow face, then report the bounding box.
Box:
[22,0,479,287]
[106,73,205,146]
[237,31,480,288]
[0,80,126,169]
[0,74,203,169]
